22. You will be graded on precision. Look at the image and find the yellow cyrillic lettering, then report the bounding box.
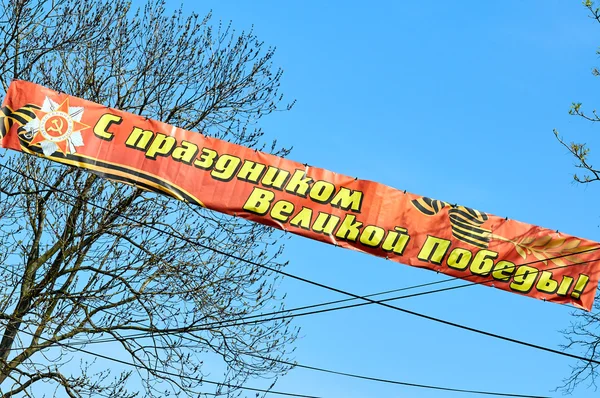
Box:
[172,141,199,164]
[330,187,363,212]
[145,133,176,159]
[360,225,385,248]
[289,207,313,230]
[242,187,274,215]
[557,276,574,296]
[126,127,154,150]
[312,212,340,235]
[510,266,538,293]
[469,250,498,276]
[536,271,559,294]
[261,167,290,189]
[447,248,472,271]
[335,214,363,242]
[417,236,451,265]
[381,227,410,255]
[270,200,295,222]
[238,160,266,183]
[194,148,217,170]
[285,170,313,197]
[309,181,336,204]
[93,113,122,141]
[211,155,241,181]
[492,261,515,282]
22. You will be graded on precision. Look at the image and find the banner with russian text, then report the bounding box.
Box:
[1,80,599,310]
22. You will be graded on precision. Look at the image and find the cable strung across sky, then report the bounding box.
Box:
[0,164,591,396]
[1,162,599,368]
[0,260,552,398]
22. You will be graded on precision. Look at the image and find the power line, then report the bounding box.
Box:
[10,265,600,363]
[0,253,585,353]
[6,326,551,398]
[0,261,475,335]
[10,327,323,398]
[0,256,590,397]
[1,163,599,366]
[95,257,595,336]
[0,287,554,398]
[238,351,550,398]
[0,255,586,347]
[0,163,595,397]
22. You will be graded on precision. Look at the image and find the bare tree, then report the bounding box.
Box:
[553,1,600,394]
[0,0,298,396]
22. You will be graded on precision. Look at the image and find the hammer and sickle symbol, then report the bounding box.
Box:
[46,118,65,135]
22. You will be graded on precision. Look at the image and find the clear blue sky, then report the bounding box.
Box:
[156,1,600,397]
[43,1,600,397]
[176,1,600,397]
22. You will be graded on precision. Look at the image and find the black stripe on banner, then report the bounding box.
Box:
[8,113,28,126]
[451,226,490,245]
[412,197,448,216]
[452,230,489,249]
[15,106,39,121]
[458,206,488,222]
[412,199,436,216]
[18,138,203,207]
[432,199,446,213]
[449,215,491,236]
[449,208,487,225]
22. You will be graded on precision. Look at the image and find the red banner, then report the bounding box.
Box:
[1,80,599,310]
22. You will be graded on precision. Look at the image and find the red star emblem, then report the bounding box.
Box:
[29,97,89,155]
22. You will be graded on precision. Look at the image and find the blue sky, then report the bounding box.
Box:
[18,1,600,397]
[172,1,600,397]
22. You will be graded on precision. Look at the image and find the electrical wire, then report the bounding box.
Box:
[1,163,599,367]
[0,257,588,397]
[234,351,550,398]
[4,331,551,398]
[0,252,587,359]
[7,262,600,365]
[11,328,322,398]
[66,256,595,337]
[0,163,596,397]
[0,256,587,351]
